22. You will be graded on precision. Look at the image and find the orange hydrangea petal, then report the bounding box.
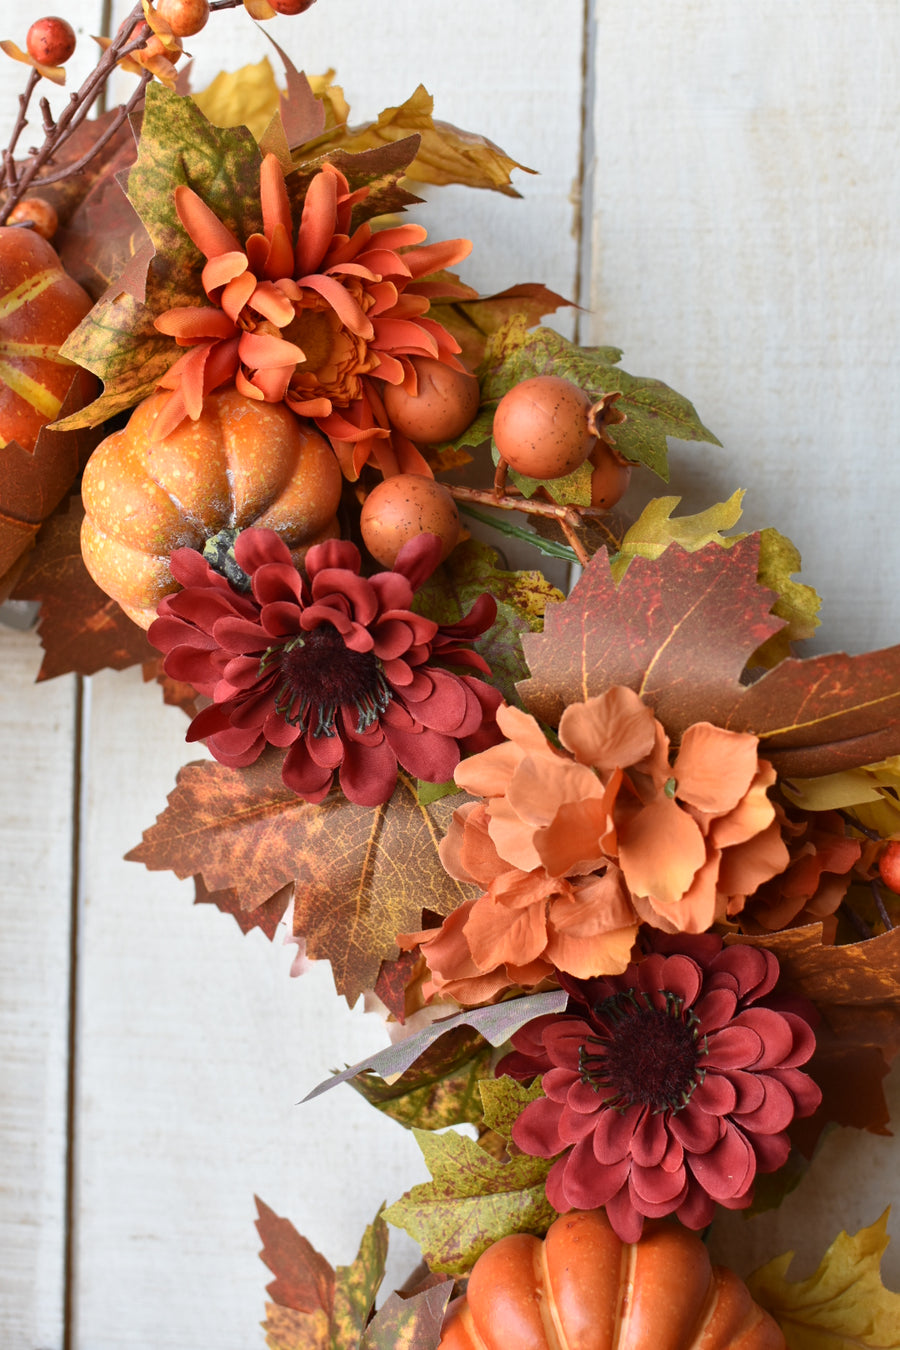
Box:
[618,796,707,908]
[507,753,601,830]
[439,801,508,886]
[533,794,617,877]
[674,723,761,815]
[544,921,636,979]
[464,892,548,971]
[636,848,721,933]
[482,794,544,873]
[175,186,243,258]
[558,687,658,774]
[716,817,791,902]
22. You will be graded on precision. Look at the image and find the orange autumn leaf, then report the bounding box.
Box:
[129,754,473,1003]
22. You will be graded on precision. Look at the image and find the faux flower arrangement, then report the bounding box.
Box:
[3,4,900,1346]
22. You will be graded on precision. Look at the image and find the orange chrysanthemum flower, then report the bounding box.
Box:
[153,154,472,477]
[405,689,791,1005]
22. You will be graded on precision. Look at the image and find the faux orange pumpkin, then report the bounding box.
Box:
[0,226,95,451]
[81,386,343,627]
[438,1210,784,1350]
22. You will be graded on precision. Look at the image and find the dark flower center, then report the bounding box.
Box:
[578,991,708,1114]
[261,624,392,737]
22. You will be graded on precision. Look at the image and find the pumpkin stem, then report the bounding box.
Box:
[202,527,252,592]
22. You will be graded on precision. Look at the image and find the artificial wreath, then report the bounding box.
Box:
[3,3,900,1346]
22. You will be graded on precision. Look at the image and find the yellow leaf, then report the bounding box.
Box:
[785,756,900,836]
[610,491,746,582]
[299,85,533,195]
[747,1210,900,1349]
[307,71,350,131]
[753,526,822,668]
[193,58,282,140]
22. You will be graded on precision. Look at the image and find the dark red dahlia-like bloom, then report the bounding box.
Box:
[497,933,821,1243]
[148,528,502,807]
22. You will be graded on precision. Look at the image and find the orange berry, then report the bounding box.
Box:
[360,474,460,568]
[878,841,900,894]
[156,0,210,36]
[6,198,58,240]
[589,440,632,509]
[26,16,76,66]
[269,0,316,11]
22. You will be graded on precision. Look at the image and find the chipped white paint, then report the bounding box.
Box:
[1,1,899,1345]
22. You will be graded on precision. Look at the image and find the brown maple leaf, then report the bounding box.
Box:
[730,924,900,1153]
[193,877,292,940]
[518,537,900,777]
[256,1197,336,1315]
[129,754,474,1004]
[12,494,154,680]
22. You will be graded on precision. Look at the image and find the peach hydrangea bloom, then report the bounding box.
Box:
[405,687,790,1005]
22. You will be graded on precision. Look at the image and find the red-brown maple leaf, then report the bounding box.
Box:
[518,537,900,777]
[128,753,474,1004]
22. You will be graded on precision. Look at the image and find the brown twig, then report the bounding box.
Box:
[445,481,620,567]
[0,0,256,226]
[871,879,894,931]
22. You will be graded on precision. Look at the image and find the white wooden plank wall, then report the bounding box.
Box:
[1,2,899,1346]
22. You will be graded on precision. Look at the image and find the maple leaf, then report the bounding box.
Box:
[193,876,292,940]
[731,925,900,1151]
[414,538,563,706]
[478,319,720,490]
[431,282,574,375]
[295,84,533,197]
[12,495,154,680]
[359,1284,453,1350]
[610,496,821,668]
[518,537,900,778]
[58,84,265,429]
[383,1077,555,1275]
[257,1198,336,1314]
[747,1211,900,1349]
[128,755,472,1005]
[256,1200,388,1350]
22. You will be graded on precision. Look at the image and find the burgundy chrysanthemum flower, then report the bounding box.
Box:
[497,933,821,1243]
[148,527,502,807]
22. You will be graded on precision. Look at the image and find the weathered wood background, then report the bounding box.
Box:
[2,2,899,1346]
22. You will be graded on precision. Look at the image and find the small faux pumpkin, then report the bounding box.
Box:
[81,385,343,627]
[438,1210,785,1350]
[0,226,95,451]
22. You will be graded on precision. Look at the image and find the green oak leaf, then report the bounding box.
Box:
[414,538,564,705]
[478,318,719,484]
[610,491,746,581]
[383,1125,555,1275]
[331,1211,389,1348]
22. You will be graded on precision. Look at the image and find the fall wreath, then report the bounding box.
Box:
[2,3,900,1345]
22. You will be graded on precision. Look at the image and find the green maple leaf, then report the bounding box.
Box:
[747,1211,900,1348]
[331,1213,388,1348]
[475,317,719,494]
[59,84,264,428]
[384,1127,555,1275]
[383,1077,554,1275]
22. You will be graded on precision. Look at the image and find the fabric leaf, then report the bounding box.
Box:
[359,1283,453,1350]
[748,1211,900,1349]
